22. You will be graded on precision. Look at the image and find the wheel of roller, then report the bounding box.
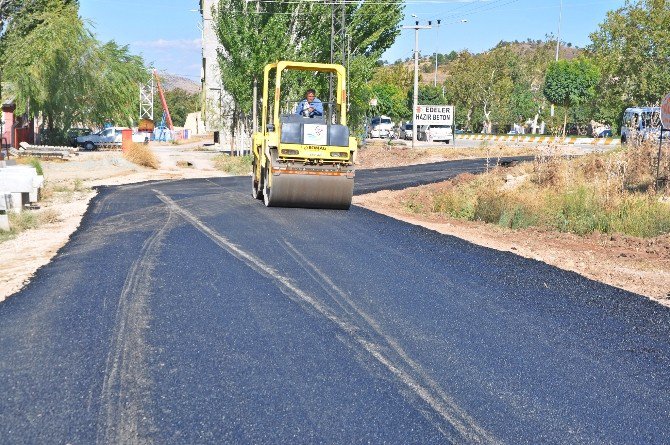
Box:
[251,159,263,200]
[263,161,273,207]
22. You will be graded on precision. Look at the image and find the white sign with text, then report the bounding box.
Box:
[414,105,454,125]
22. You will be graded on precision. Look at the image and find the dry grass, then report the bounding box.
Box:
[213,154,252,175]
[123,143,160,169]
[0,208,62,242]
[401,142,670,238]
[41,178,90,203]
[15,157,44,175]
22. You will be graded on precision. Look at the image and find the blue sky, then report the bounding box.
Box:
[78,0,625,80]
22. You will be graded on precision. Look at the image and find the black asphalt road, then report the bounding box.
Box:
[1,160,669,444]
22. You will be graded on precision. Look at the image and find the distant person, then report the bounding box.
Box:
[296,89,323,118]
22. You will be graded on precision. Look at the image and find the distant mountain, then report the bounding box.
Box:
[158,73,201,95]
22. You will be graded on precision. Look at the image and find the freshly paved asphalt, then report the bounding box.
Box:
[1,160,669,444]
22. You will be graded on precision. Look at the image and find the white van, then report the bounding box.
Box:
[369,116,393,138]
[417,124,453,144]
[621,107,661,144]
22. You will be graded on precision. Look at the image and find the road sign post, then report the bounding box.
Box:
[657,93,670,190]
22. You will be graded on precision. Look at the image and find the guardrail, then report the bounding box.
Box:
[457,134,620,145]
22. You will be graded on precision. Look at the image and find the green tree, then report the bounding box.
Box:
[154,88,200,128]
[213,0,403,132]
[543,58,600,135]
[414,85,444,106]
[365,83,409,121]
[588,0,670,129]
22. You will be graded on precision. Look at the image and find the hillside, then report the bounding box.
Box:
[391,41,584,86]
[159,73,201,95]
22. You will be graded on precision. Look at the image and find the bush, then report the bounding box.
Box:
[400,145,670,238]
[123,143,160,169]
[16,157,44,175]
[0,208,62,244]
[29,158,44,176]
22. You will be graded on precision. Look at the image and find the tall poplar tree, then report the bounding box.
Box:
[213,0,403,128]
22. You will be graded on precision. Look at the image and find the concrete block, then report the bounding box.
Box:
[0,213,9,231]
[30,175,44,202]
[0,194,9,231]
[9,193,22,213]
[0,166,39,194]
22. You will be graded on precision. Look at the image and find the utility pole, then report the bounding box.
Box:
[329,0,346,112]
[433,20,441,87]
[551,0,563,118]
[403,19,431,150]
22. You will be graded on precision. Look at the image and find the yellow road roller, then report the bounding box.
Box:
[251,61,357,209]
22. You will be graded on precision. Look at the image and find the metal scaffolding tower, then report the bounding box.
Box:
[139,76,154,121]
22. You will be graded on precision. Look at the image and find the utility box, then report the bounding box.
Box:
[121,128,133,152]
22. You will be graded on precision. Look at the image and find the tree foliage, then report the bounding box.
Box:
[0,0,148,142]
[154,88,200,128]
[543,58,600,135]
[365,83,409,121]
[213,0,403,129]
[588,0,670,128]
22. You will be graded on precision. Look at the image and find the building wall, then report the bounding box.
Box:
[2,105,15,147]
[200,0,253,151]
[200,0,232,142]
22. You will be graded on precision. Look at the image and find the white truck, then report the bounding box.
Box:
[417,124,453,144]
[76,127,125,150]
[368,115,394,138]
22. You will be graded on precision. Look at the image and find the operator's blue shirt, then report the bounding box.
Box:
[296,98,324,117]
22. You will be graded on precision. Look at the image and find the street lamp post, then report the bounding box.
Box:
[403,19,431,150]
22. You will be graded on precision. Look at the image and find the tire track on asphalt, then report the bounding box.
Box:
[280,240,500,444]
[96,201,174,445]
[155,190,500,444]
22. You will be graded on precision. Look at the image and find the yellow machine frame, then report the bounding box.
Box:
[251,61,357,209]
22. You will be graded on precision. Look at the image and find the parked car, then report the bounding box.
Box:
[76,127,125,150]
[417,124,453,144]
[398,123,413,140]
[67,128,92,147]
[621,107,660,144]
[368,115,393,138]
